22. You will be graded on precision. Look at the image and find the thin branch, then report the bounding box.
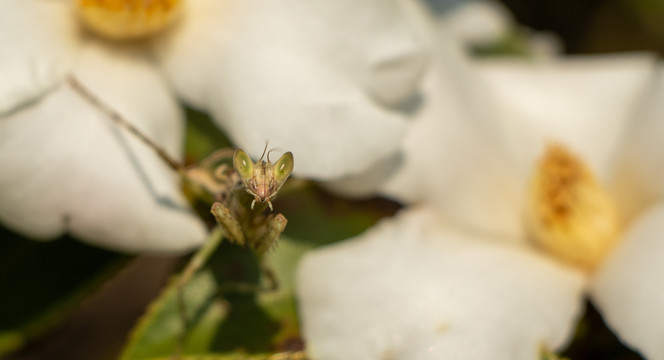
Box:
[67,75,186,174]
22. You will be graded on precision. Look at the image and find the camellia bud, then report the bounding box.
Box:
[76,0,182,40]
[526,143,620,270]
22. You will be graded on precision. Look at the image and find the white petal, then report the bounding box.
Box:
[321,152,403,198]
[297,207,586,360]
[476,54,656,183]
[150,0,225,110]
[612,65,664,222]
[155,0,428,180]
[439,0,512,46]
[525,31,563,59]
[591,204,664,360]
[0,0,81,114]
[206,48,410,180]
[380,35,525,242]
[0,42,206,253]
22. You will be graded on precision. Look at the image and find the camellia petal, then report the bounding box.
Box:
[611,66,664,222]
[323,0,513,200]
[380,36,525,243]
[155,0,427,180]
[476,54,656,183]
[385,53,654,243]
[321,152,403,198]
[297,207,586,360]
[591,205,664,360]
[437,0,512,46]
[207,48,411,180]
[0,0,81,114]
[0,42,207,253]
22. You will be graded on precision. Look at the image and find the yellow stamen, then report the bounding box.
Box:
[526,143,619,270]
[76,0,182,40]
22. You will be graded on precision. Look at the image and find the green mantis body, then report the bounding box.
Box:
[209,146,293,253]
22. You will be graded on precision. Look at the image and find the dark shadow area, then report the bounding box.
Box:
[183,106,232,166]
[497,0,609,52]
[2,225,178,360]
[203,241,284,353]
[211,299,281,353]
[561,299,645,360]
[277,183,401,247]
[0,226,128,335]
[498,0,664,55]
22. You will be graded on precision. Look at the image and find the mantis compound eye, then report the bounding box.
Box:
[233,149,254,184]
[271,152,294,185]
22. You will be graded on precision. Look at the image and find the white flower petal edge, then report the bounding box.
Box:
[379,53,657,243]
[438,0,512,46]
[0,0,81,114]
[612,65,664,222]
[297,206,586,360]
[379,36,526,243]
[0,42,207,253]
[155,0,427,180]
[322,0,513,199]
[591,204,664,360]
[476,54,656,183]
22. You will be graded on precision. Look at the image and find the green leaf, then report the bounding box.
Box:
[120,230,303,359]
[471,27,534,58]
[540,349,570,360]
[184,107,232,165]
[121,184,395,359]
[0,226,129,356]
[277,183,399,247]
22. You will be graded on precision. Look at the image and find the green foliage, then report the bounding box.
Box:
[541,349,570,360]
[119,235,299,359]
[561,300,644,360]
[471,28,534,57]
[120,183,392,359]
[184,107,232,165]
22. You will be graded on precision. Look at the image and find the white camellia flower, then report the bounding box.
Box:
[0,0,208,252]
[1,0,443,252]
[423,0,512,47]
[155,0,431,180]
[297,19,664,359]
[155,0,514,181]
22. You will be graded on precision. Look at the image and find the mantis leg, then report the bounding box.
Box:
[174,202,246,356]
[210,202,246,247]
[252,213,288,254]
[200,148,235,169]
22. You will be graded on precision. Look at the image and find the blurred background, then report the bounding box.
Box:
[4,0,664,359]
[499,0,664,54]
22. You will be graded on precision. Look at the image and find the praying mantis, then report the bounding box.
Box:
[66,76,296,355]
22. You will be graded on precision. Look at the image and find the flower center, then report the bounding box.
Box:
[76,0,182,40]
[526,143,619,270]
